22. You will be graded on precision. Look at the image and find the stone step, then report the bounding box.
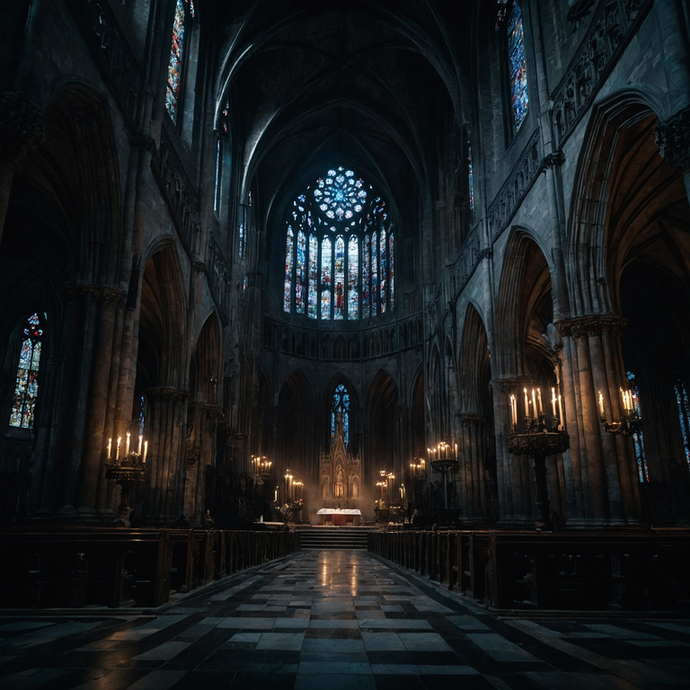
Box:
[297,527,374,550]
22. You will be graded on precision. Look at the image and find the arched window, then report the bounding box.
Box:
[283,166,395,320]
[674,377,690,471]
[331,383,350,447]
[165,0,195,123]
[627,371,649,482]
[9,313,44,430]
[496,0,529,135]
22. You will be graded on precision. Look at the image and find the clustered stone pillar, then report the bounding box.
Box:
[458,412,488,520]
[556,316,641,526]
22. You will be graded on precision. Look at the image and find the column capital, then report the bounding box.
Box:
[655,106,690,173]
[0,92,46,170]
[555,314,626,338]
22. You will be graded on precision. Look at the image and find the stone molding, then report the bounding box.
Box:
[0,93,45,170]
[151,126,202,255]
[63,283,126,306]
[207,232,231,326]
[555,314,627,338]
[487,129,542,243]
[655,106,690,173]
[552,0,651,147]
[495,377,535,394]
[145,387,189,404]
[458,412,486,427]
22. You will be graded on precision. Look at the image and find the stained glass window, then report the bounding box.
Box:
[283,226,293,312]
[331,383,351,447]
[314,167,367,222]
[362,234,371,319]
[308,234,318,319]
[321,237,332,319]
[389,233,395,311]
[674,378,690,471]
[468,137,474,211]
[166,0,194,123]
[627,371,649,482]
[9,313,44,430]
[348,236,359,320]
[507,0,529,134]
[242,273,248,296]
[296,230,306,314]
[495,0,508,30]
[334,236,345,320]
[371,231,378,316]
[283,167,393,321]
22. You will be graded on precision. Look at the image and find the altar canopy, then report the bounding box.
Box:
[319,412,361,510]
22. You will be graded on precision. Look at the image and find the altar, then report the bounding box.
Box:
[317,508,361,526]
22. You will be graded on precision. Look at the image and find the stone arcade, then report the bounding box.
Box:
[0,1,690,685]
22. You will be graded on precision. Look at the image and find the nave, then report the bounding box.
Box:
[0,550,688,690]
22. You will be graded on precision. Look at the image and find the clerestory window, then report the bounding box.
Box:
[9,313,44,431]
[283,166,394,321]
[165,0,195,123]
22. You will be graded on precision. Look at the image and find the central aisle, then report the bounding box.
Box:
[1,550,688,689]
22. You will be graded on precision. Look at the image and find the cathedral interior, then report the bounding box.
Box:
[1,1,690,684]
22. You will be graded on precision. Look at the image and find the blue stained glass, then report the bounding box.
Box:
[379,228,387,314]
[296,230,306,314]
[362,234,370,319]
[331,384,351,447]
[308,234,318,319]
[348,236,359,320]
[627,371,649,482]
[675,379,690,470]
[321,237,332,320]
[334,236,345,320]
[496,0,508,31]
[10,313,43,430]
[389,233,395,311]
[314,167,366,222]
[284,226,294,312]
[371,232,378,316]
[166,0,186,123]
[508,0,529,134]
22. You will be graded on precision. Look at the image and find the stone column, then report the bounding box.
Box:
[142,387,188,524]
[556,316,642,525]
[0,93,45,247]
[458,413,487,519]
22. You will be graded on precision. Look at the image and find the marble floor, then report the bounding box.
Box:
[0,549,688,689]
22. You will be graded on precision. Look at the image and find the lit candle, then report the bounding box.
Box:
[143,441,148,463]
[537,388,543,415]
[551,388,557,417]
[509,395,515,426]
[138,434,142,455]
[628,389,634,411]
[598,391,604,417]
[125,432,130,457]
[524,388,529,417]
[116,437,121,461]
[107,438,112,460]
[275,486,278,502]
[558,395,564,429]
[532,388,537,419]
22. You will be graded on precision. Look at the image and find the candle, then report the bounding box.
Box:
[138,434,142,455]
[275,486,278,502]
[551,388,557,417]
[532,388,537,419]
[598,391,604,416]
[107,438,112,460]
[537,388,543,415]
[125,432,130,457]
[558,395,564,429]
[116,437,121,461]
[628,389,634,411]
[524,388,529,417]
[143,441,148,463]
[509,395,515,426]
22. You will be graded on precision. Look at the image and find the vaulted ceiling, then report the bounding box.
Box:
[212,1,474,234]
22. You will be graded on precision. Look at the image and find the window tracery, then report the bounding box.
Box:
[283,166,394,320]
[9,313,44,430]
[165,0,194,123]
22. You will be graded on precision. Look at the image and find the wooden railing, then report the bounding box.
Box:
[0,527,300,609]
[368,529,690,612]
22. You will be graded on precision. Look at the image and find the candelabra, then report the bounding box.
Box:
[252,455,272,484]
[105,432,148,527]
[507,387,569,531]
[598,389,642,436]
[409,457,426,481]
[427,441,459,511]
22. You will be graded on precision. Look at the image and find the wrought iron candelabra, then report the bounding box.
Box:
[105,454,147,527]
[508,387,569,530]
[598,389,642,436]
[427,441,459,511]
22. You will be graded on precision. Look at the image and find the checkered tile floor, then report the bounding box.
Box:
[1,550,688,689]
